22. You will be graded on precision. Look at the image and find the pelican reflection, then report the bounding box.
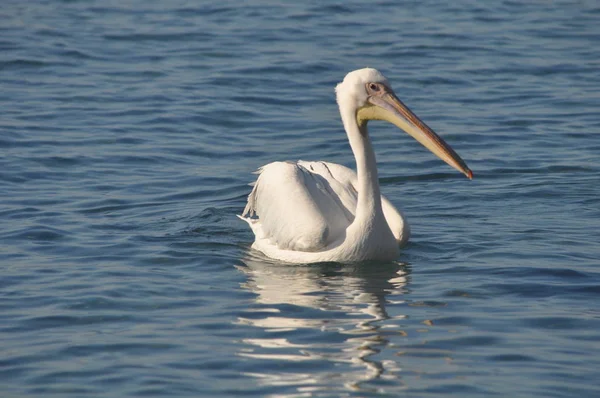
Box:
[235,253,410,394]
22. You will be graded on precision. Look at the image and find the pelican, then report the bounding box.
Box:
[239,68,472,264]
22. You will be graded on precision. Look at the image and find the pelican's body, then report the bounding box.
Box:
[239,68,472,264]
[242,160,407,263]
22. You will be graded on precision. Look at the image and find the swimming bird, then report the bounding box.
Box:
[239,68,472,264]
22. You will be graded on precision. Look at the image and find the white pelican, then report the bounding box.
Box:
[239,68,472,264]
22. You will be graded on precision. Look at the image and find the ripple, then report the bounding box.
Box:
[489,353,536,362]
[520,317,597,331]
[5,314,136,333]
[103,32,215,42]
[0,59,49,70]
[3,226,71,243]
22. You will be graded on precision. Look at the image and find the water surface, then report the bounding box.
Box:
[1,1,600,396]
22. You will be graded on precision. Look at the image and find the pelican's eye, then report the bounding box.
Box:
[367,83,384,95]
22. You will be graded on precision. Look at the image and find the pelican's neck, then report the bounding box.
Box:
[340,108,383,223]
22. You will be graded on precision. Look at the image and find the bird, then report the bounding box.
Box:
[238,68,472,264]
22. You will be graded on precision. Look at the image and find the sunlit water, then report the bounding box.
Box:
[2,1,600,396]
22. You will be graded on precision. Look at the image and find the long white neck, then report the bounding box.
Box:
[339,107,384,225]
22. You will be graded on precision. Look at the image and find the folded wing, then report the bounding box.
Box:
[241,160,408,252]
[242,161,357,251]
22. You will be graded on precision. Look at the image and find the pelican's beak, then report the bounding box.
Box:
[359,88,473,179]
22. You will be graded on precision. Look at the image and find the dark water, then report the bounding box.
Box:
[2,1,600,396]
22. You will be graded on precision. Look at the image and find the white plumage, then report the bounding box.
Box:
[239,68,472,264]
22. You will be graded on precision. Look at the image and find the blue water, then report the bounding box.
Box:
[2,1,600,396]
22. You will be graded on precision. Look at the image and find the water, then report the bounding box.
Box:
[1,0,600,396]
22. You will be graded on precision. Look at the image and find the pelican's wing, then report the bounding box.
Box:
[241,161,358,252]
[299,161,409,244]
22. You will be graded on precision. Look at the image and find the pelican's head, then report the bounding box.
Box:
[336,68,472,179]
